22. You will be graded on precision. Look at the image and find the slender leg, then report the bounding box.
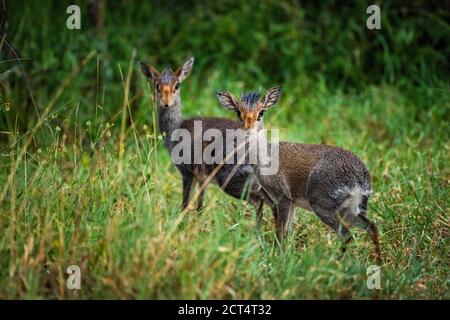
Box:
[336,209,353,253]
[196,179,206,211]
[194,167,208,211]
[354,214,382,265]
[338,224,352,254]
[275,197,294,244]
[312,206,340,232]
[312,206,352,252]
[181,174,195,210]
[314,205,382,264]
[255,198,264,225]
[251,191,269,227]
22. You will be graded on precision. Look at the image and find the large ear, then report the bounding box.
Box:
[216,91,239,110]
[175,57,194,82]
[140,62,160,81]
[262,86,282,109]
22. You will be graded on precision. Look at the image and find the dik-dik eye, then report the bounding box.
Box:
[156,84,161,92]
[175,83,179,90]
[257,110,265,121]
[235,110,242,121]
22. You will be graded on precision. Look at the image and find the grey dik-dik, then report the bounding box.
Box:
[216,87,381,264]
[140,57,264,215]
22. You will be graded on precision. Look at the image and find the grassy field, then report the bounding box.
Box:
[0,1,449,299]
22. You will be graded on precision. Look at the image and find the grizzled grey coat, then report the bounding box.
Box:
[141,58,264,215]
[216,87,381,264]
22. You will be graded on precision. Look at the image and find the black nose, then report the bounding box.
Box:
[164,104,169,108]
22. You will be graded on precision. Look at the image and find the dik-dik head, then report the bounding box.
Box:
[140,57,194,108]
[216,87,282,132]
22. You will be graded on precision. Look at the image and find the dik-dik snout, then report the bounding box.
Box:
[242,110,259,130]
[216,87,282,131]
[140,57,194,108]
[159,83,177,107]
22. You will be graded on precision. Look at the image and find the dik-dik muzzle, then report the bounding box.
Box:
[140,57,194,108]
[241,109,259,130]
[158,79,179,108]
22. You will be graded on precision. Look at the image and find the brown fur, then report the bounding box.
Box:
[216,87,382,264]
[141,59,264,217]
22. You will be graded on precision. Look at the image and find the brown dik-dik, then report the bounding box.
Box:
[140,57,264,215]
[216,87,382,264]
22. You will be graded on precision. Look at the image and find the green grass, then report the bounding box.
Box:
[0,1,449,299]
[1,77,448,299]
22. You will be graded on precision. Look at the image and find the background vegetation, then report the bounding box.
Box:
[0,0,449,299]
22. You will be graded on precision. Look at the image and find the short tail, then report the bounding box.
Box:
[339,186,372,216]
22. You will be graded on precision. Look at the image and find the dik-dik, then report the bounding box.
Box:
[140,57,263,215]
[216,87,381,264]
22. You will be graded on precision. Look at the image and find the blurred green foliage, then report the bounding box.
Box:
[5,0,449,85]
[2,1,449,120]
